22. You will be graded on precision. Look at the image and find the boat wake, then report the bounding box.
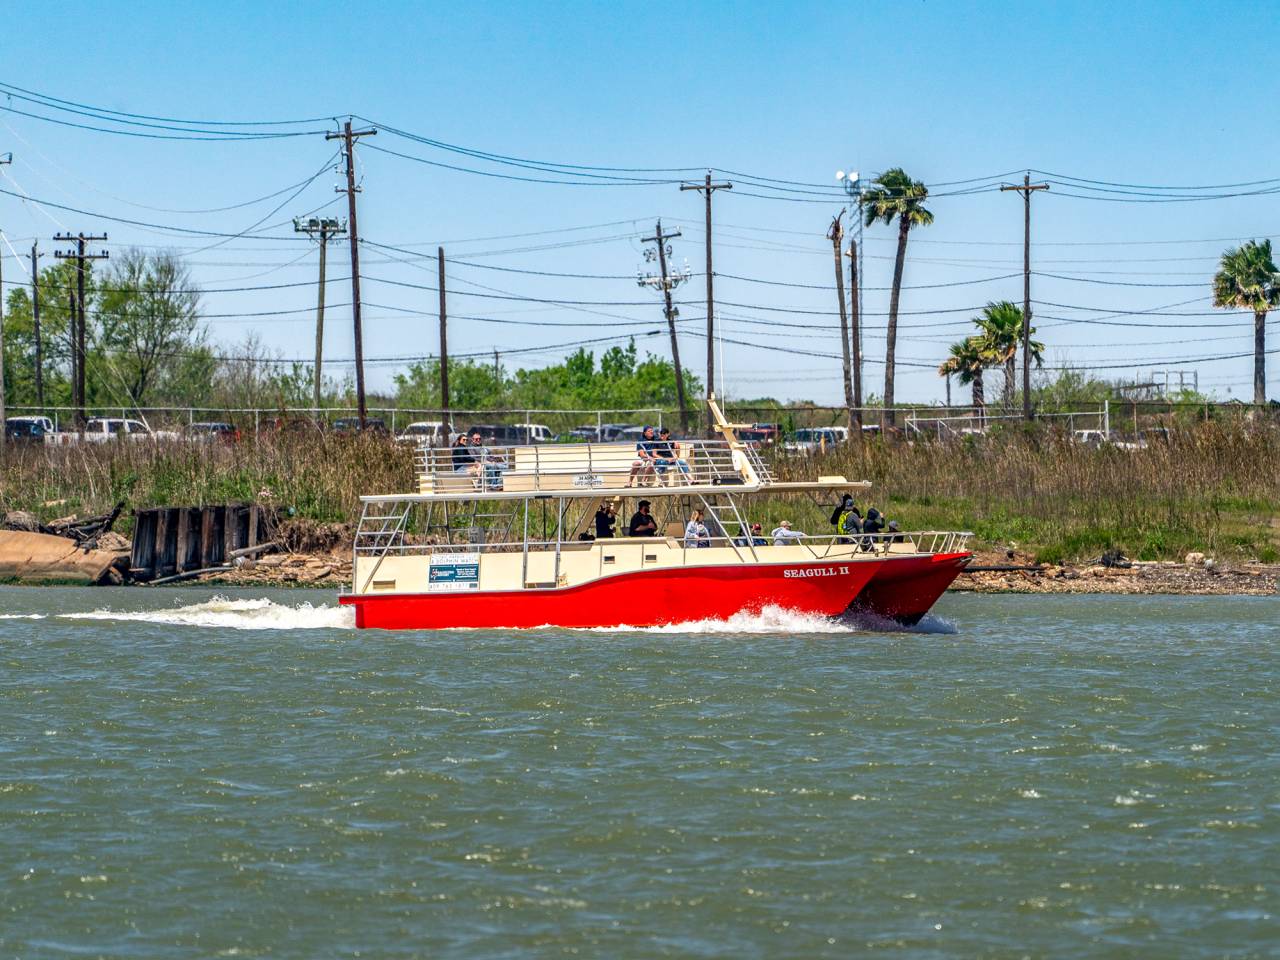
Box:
[839,609,959,635]
[58,596,355,631]
[582,605,876,635]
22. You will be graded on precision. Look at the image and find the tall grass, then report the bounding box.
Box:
[773,421,1280,563]
[2,422,1277,562]
[0,434,415,534]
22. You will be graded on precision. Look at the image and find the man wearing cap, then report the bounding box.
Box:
[628,500,658,537]
[771,520,807,546]
[629,426,659,486]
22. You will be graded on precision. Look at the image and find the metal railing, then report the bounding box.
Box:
[352,527,972,559]
[416,439,751,493]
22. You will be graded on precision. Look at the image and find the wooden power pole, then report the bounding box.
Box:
[639,220,690,433]
[54,232,108,427]
[848,234,863,433]
[31,243,43,409]
[828,211,855,433]
[680,172,731,411]
[438,246,449,427]
[326,120,376,426]
[293,216,346,414]
[1000,173,1049,420]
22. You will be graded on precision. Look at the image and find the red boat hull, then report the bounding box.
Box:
[340,559,881,630]
[849,551,971,625]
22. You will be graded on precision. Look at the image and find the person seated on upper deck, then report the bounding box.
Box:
[628,426,659,486]
[451,434,473,473]
[733,522,769,547]
[627,499,658,537]
[770,520,807,546]
[684,508,711,548]
[653,427,692,485]
[470,431,506,490]
[595,501,617,539]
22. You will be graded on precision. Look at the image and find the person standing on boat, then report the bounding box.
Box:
[654,427,692,485]
[684,509,710,548]
[629,426,659,486]
[628,499,658,536]
[594,501,617,539]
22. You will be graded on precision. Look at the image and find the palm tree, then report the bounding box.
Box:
[863,168,933,429]
[938,336,989,411]
[1212,240,1279,405]
[973,300,1045,408]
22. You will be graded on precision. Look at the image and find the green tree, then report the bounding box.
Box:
[1212,239,1279,405]
[973,300,1044,408]
[1,259,81,409]
[394,357,507,413]
[938,336,989,410]
[96,249,210,406]
[863,167,933,427]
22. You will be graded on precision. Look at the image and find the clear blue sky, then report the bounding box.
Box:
[2,0,1277,405]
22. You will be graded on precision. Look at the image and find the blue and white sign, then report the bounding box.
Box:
[428,552,481,592]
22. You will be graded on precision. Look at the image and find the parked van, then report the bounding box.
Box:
[396,421,451,446]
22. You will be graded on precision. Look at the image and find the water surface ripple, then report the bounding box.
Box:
[1,588,1276,958]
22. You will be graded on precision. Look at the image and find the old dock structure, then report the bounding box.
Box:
[130,504,276,583]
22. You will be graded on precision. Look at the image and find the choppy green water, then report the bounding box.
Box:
[1,587,1276,958]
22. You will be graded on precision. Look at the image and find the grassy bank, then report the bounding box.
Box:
[780,421,1280,563]
[3,422,1277,563]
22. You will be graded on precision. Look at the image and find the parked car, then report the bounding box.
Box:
[185,421,241,444]
[396,421,451,445]
[750,422,781,445]
[464,423,555,445]
[51,417,181,443]
[333,417,388,435]
[6,415,55,437]
[4,417,50,444]
[782,426,848,455]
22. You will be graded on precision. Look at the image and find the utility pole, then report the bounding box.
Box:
[438,246,450,427]
[293,216,346,414]
[847,234,863,432]
[54,232,108,427]
[326,120,376,426]
[838,169,866,432]
[0,153,9,451]
[680,172,731,414]
[1000,173,1048,420]
[31,243,44,409]
[639,220,691,433]
[827,211,855,433]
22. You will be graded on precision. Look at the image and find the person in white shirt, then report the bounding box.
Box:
[684,508,711,548]
[771,520,806,545]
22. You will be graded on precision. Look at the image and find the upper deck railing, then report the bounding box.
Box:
[414,438,773,496]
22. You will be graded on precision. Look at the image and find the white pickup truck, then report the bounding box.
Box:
[51,417,181,444]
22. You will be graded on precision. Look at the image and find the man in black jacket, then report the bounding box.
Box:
[628,500,658,537]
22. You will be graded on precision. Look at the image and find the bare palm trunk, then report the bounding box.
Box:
[1004,356,1016,409]
[972,369,985,412]
[1255,309,1267,405]
[883,215,910,429]
[831,223,854,433]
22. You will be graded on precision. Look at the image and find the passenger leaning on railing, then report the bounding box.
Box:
[771,520,807,546]
[654,427,692,485]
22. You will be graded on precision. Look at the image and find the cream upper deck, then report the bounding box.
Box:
[397,398,870,503]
